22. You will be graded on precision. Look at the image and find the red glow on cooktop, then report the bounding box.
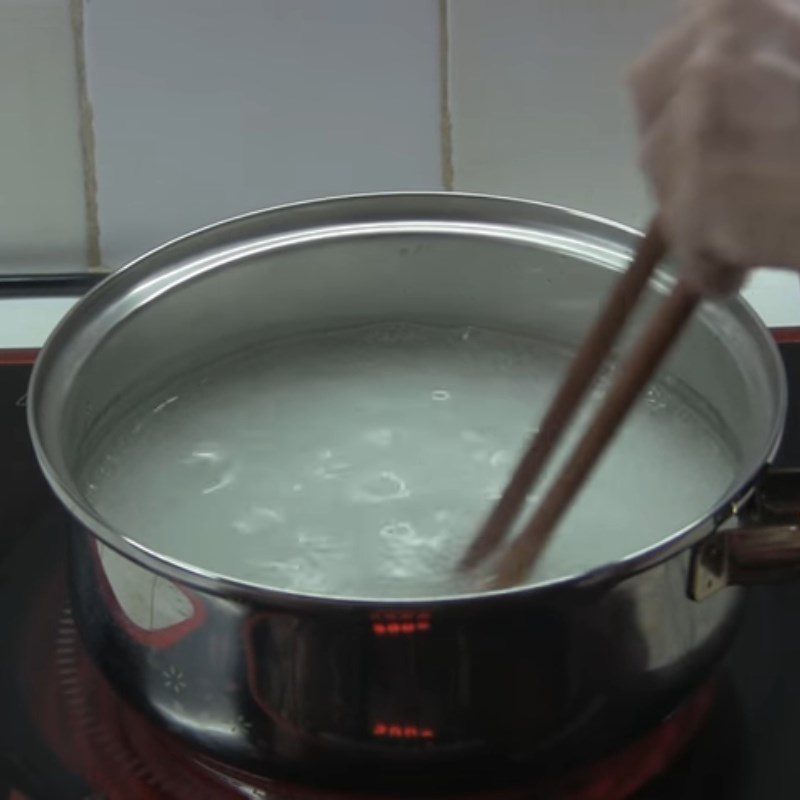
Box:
[15,577,717,800]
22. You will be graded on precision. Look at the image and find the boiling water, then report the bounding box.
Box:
[81,323,737,599]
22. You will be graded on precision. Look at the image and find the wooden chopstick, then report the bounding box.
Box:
[489,278,701,589]
[460,219,667,571]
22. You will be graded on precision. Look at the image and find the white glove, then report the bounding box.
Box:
[630,0,800,296]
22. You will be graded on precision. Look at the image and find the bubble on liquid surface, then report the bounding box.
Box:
[232,505,284,536]
[351,471,410,504]
[181,446,236,495]
[378,521,450,580]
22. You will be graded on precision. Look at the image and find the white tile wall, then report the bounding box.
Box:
[0,1,797,328]
[447,0,676,227]
[0,0,87,273]
[83,0,443,268]
[446,0,800,326]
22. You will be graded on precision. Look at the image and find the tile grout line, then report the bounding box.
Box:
[438,0,454,191]
[69,0,102,270]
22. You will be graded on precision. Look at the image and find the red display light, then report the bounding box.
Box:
[370,611,432,636]
[372,722,436,740]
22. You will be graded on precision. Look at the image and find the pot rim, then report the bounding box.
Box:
[27,191,788,609]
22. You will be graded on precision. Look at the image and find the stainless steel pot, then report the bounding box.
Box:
[27,193,797,790]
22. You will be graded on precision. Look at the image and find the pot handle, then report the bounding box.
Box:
[690,468,800,600]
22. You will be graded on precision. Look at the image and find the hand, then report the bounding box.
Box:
[630,0,800,296]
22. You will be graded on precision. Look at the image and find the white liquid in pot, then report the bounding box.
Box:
[80,323,737,599]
